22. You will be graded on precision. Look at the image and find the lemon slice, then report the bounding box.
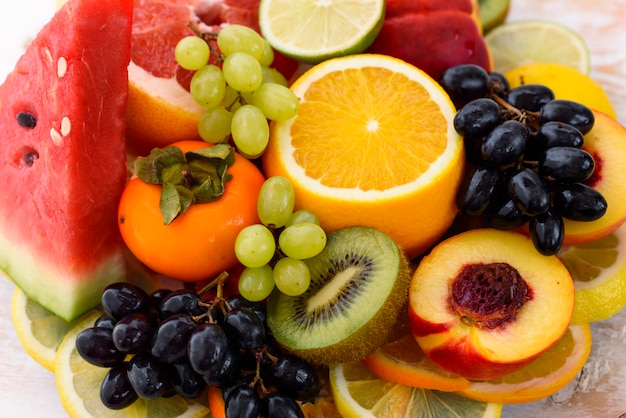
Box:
[10,285,83,372]
[54,311,211,417]
[485,20,590,74]
[258,0,385,64]
[558,221,626,324]
[329,362,502,418]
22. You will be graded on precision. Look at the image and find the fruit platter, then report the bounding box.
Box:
[1,0,626,417]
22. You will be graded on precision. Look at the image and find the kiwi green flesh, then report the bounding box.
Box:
[479,0,511,32]
[266,226,411,366]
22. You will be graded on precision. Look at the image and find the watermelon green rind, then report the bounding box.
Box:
[0,0,133,321]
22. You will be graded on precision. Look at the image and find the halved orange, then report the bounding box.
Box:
[262,53,465,258]
[362,316,471,391]
[457,324,592,404]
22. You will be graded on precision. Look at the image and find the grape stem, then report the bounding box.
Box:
[490,93,541,129]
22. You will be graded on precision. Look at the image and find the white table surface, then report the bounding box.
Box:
[1,1,626,417]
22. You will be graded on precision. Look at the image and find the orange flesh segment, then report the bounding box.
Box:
[291,66,449,191]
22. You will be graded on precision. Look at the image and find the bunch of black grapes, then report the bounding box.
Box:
[440,64,607,255]
[75,282,322,418]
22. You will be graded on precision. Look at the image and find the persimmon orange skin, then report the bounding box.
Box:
[118,140,265,282]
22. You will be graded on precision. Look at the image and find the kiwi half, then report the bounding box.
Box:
[266,226,411,366]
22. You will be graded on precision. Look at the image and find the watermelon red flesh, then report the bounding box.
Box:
[0,0,133,321]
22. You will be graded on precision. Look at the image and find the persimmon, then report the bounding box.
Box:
[118,140,265,282]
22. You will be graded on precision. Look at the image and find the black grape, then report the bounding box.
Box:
[486,197,530,230]
[111,312,155,354]
[539,99,595,134]
[127,354,172,400]
[158,289,205,319]
[101,282,151,321]
[440,64,490,108]
[75,327,126,367]
[100,363,138,410]
[488,71,509,95]
[481,120,529,165]
[225,385,261,418]
[456,165,501,216]
[150,314,197,362]
[538,147,595,183]
[536,121,584,149]
[529,210,565,256]
[266,353,322,402]
[505,84,554,112]
[187,322,230,374]
[508,168,551,216]
[453,98,502,138]
[166,360,208,399]
[260,391,305,418]
[553,183,608,221]
[223,307,266,350]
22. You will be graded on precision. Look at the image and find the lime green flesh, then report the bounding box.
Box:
[0,234,125,321]
[259,0,386,64]
[267,226,409,357]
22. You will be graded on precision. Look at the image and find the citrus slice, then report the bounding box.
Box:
[262,54,465,258]
[329,361,502,418]
[457,324,592,404]
[10,285,83,372]
[505,62,617,119]
[362,318,471,391]
[55,310,211,417]
[484,20,590,74]
[258,0,385,64]
[558,221,626,324]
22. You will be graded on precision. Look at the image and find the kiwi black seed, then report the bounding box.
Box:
[266,225,411,367]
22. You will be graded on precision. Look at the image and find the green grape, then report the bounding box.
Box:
[273,257,311,296]
[285,209,320,227]
[278,222,326,260]
[234,224,276,268]
[198,106,232,144]
[231,104,269,157]
[257,176,295,228]
[258,39,275,67]
[175,35,210,71]
[238,265,275,302]
[251,82,300,121]
[222,52,263,93]
[261,66,288,87]
[217,24,265,61]
[190,64,227,108]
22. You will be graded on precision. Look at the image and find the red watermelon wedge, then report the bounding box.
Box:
[0,0,133,320]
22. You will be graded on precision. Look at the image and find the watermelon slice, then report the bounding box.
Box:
[0,0,133,321]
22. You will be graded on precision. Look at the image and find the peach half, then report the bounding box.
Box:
[560,110,626,246]
[408,228,575,381]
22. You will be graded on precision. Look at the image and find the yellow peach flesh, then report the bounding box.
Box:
[562,110,626,245]
[409,229,575,380]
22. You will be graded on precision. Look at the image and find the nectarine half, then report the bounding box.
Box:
[408,228,575,380]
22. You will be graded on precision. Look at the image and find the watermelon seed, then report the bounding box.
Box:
[61,116,72,136]
[19,147,39,167]
[57,57,68,78]
[16,112,36,128]
[50,128,63,146]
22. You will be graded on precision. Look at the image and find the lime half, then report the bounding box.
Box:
[485,20,590,74]
[258,0,385,64]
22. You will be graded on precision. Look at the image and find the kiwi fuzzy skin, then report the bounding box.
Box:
[269,234,412,367]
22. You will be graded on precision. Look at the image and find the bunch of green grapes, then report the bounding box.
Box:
[234,176,327,301]
[174,24,300,158]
